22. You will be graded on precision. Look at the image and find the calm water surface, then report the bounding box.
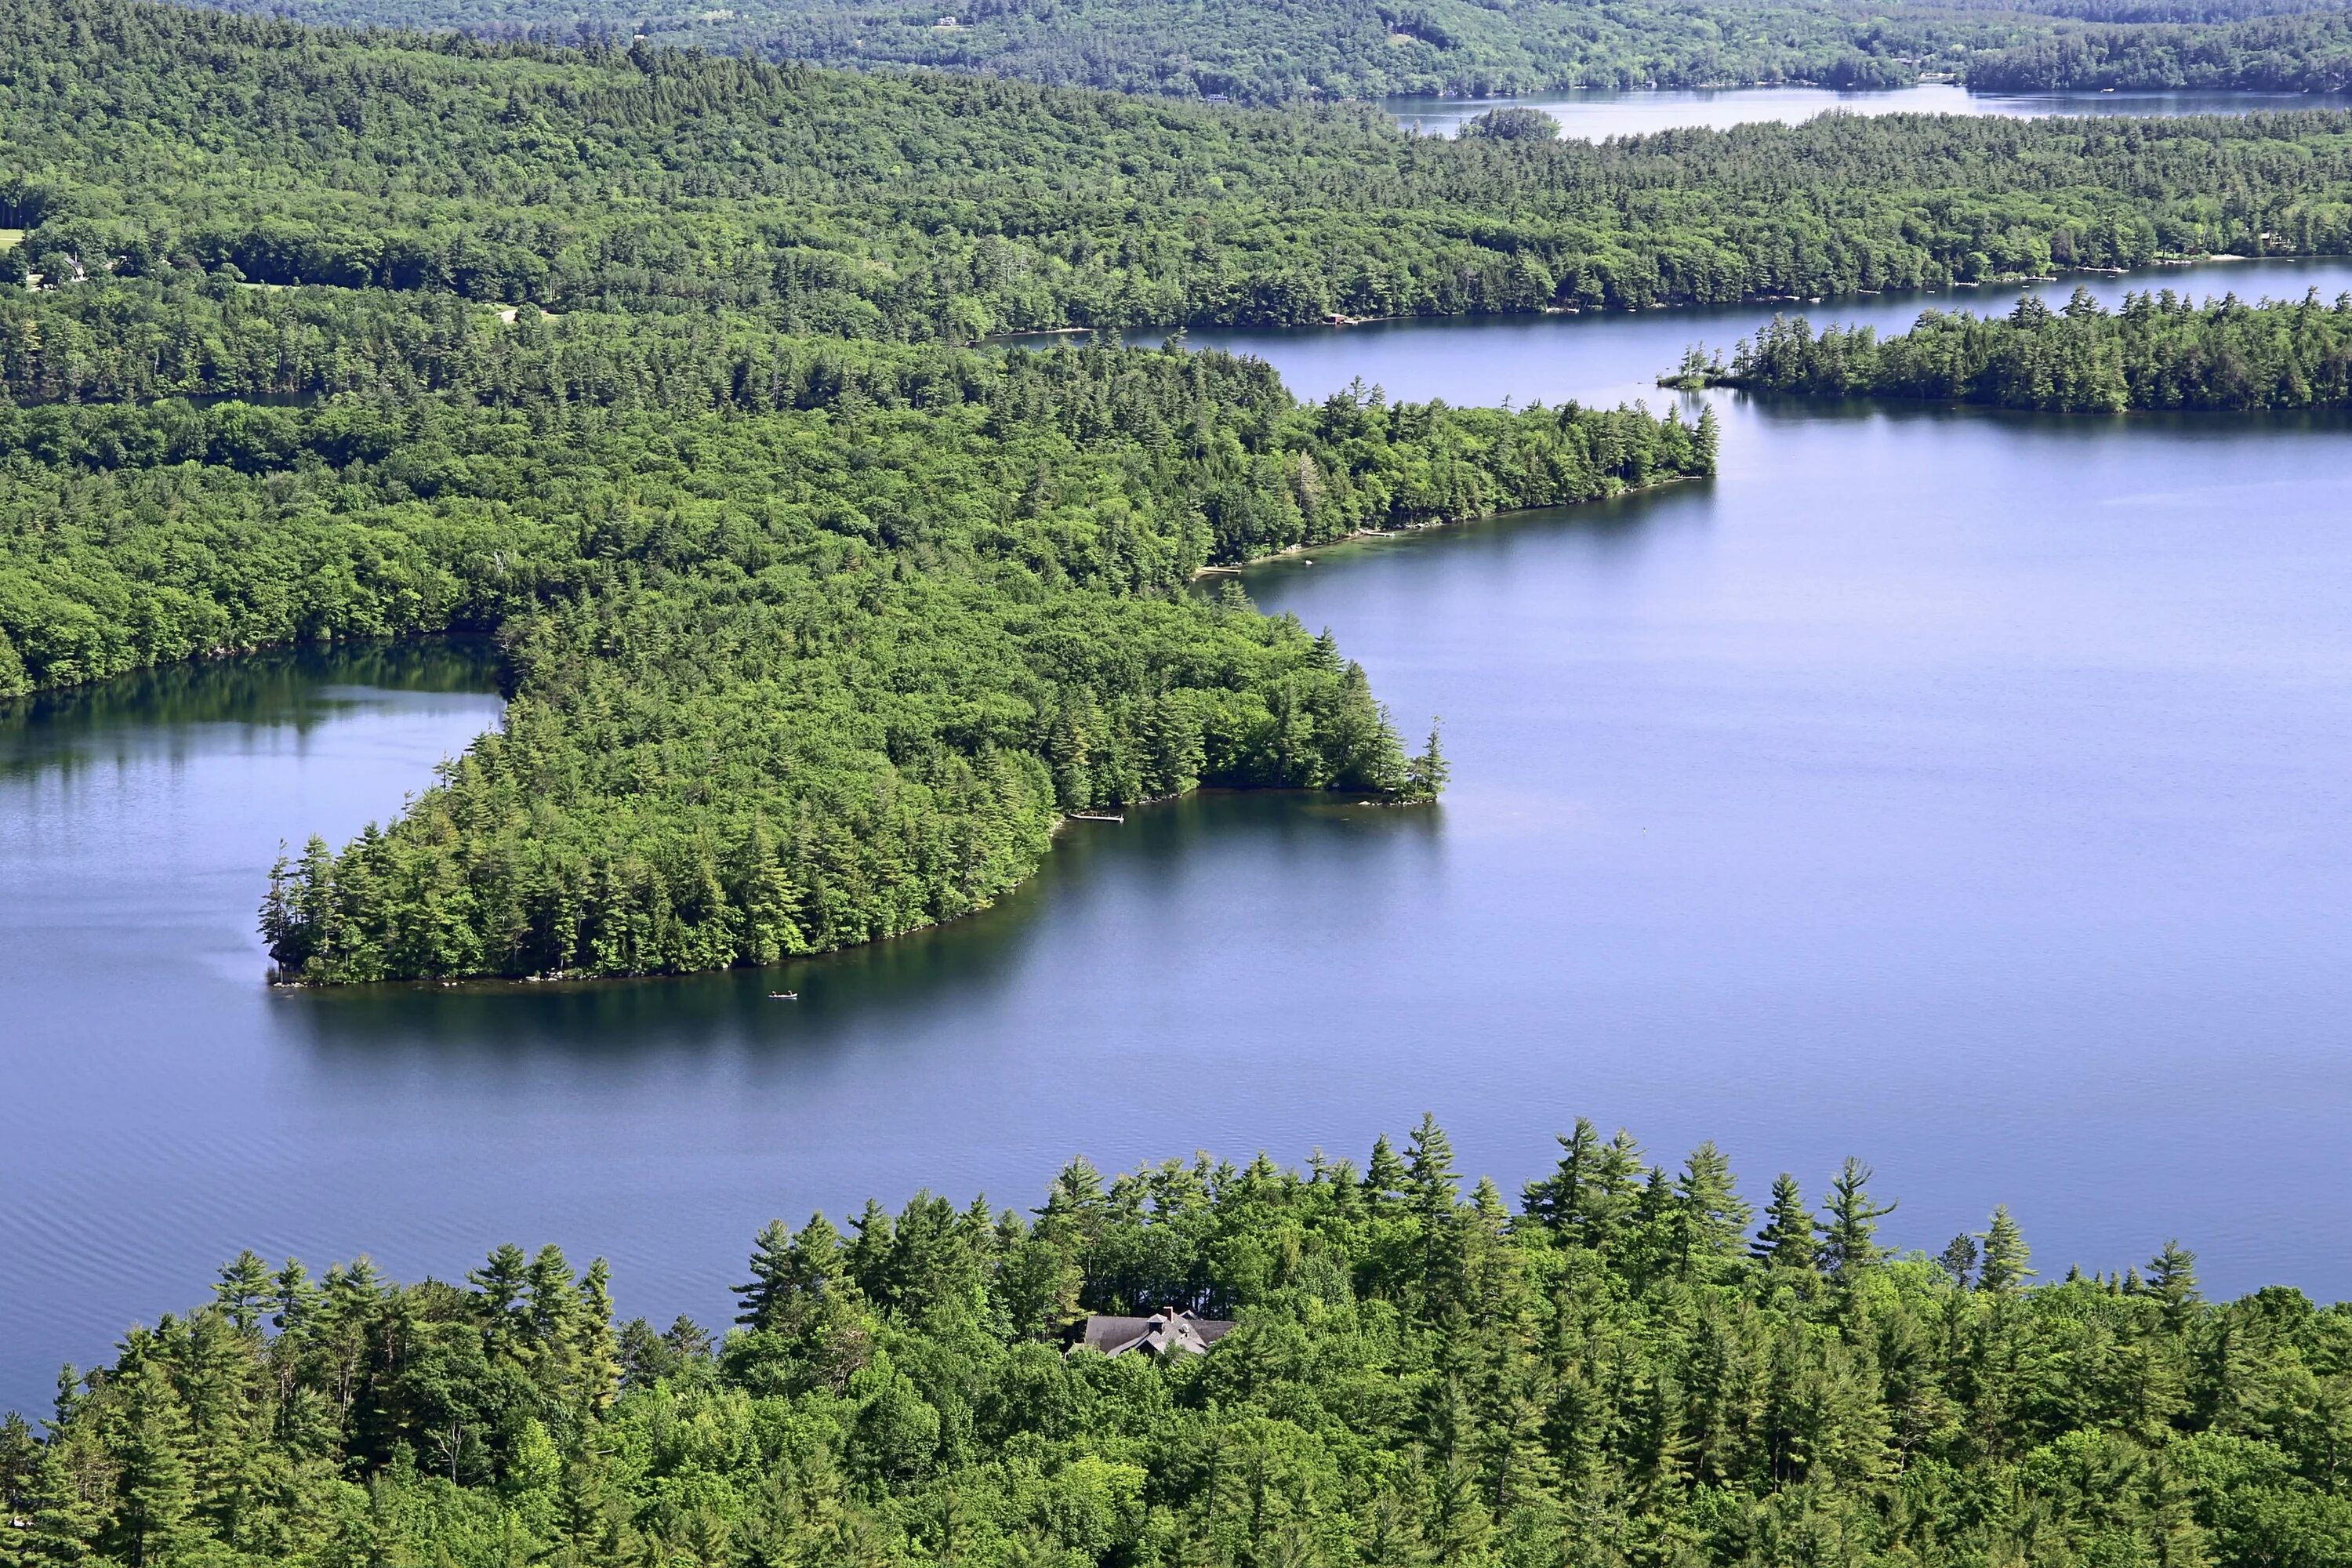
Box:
[1385,82,2352,137]
[7,259,2352,1414]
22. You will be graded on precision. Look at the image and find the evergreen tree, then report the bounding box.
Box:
[1521,1118,1601,1234]
[1751,1173,1819,1274]
[19,1421,107,1568]
[1406,1114,1463,1304]
[1402,720,1449,802]
[1816,1159,1896,1285]
[110,1357,197,1568]
[1363,1134,1410,1210]
[2146,1240,2202,1327]
[1672,1140,1754,1275]
[1976,1206,2032,1295]
[572,1259,622,1412]
[734,1220,798,1330]
[210,1252,272,1338]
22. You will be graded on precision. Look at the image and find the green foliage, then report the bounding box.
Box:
[172,0,2352,105]
[0,289,1706,977]
[1970,8,2352,90]
[0,0,1765,986]
[1708,285,2352,409]
[18,1123,2352,1567]
[12,0,2352,333]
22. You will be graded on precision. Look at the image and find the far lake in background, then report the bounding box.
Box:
[1385,82,2352,137]
[8,259,2352,1414]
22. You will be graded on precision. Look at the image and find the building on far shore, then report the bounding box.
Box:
[1068,1308,1233,1359]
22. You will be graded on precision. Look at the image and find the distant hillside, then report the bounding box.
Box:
[192,0,2352,103]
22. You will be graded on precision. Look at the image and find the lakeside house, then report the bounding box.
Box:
[1069,1308,1233,1359]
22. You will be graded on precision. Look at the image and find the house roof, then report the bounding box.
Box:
[1072,1308,1234,1358]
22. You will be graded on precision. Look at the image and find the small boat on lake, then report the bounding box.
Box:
[768,991,798,1000]
[1073,812,1124,822]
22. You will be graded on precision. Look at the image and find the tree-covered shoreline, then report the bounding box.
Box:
[1678,285,2352,409]
[13,0,2352,983]
[8,1117,2351,1566]
[13,0,2352,333]
[0,282,1714,978]
[173,0,2352,106]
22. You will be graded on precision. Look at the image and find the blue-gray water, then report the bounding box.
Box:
[6,258,2352,1416]
[1386,82,2352,137]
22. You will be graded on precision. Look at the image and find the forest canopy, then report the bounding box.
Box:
[1686,285,2352,409]
[8,0,2352,982]
[0,279,1714,979]
[5,1118,2350,1567]
[10,0,2352,334]
[180,0,2352,103]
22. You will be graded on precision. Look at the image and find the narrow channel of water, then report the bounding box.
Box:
[1386,82,2352,137]
[7,260,2352,1416]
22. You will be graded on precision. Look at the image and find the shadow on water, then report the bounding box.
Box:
[1730,391,2352,440]
[0,637,503,779]
[1219,471,1718,600]
[274,789,1443,1063]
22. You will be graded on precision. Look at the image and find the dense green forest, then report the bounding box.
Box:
[186,0,2352,103]
[1684,285,2352,408]
[19,0,2352,980]
[7,1117,2351,1566]
[12,0,2352,332]
[0,280,1709,978]
[1965,8,2352,89]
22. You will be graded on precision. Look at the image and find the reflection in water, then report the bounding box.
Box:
[282,793,1439,1065]
[0,638,501,778]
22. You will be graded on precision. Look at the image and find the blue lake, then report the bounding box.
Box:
[6,258,2352,1415]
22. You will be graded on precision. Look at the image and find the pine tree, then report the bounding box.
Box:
[526,1244,579,1345]
[0,1412,37,1520]
[469,1244,532,1355]
[1402,720,1448,800]
[1672,1141,1753,1275]
[1586,1131,1650,1257]
[2146,1240,2201,1327]
[211,1252,272,1337]
[20,1420,107,1568]
[572,1259,622,1412]
[1406,1114,1461,1220]
[1936,1232,1977,1288]
[734,1220,797,1330]
[173,1310,258,1543]
[1363,1134,1410,1210]
[845,1199,895,1303]
[1521,1119,1600,1234]
[270,1259,318,1334]
[1626,1166,1679,1285]
[111,1358,197,1568]
[1406,1115,1464,1305]
[1751,1174,1819,1273]
[1976,1206,2032,1295]
[1816,1160,1896,1285]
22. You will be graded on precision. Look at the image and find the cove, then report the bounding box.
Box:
[8,260,2352,1416]
[1385,82,2352,137]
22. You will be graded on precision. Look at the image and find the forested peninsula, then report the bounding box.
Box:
[7,1118,2349,1567]
[1683,286,2352,409]
[9,0,2352,981]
